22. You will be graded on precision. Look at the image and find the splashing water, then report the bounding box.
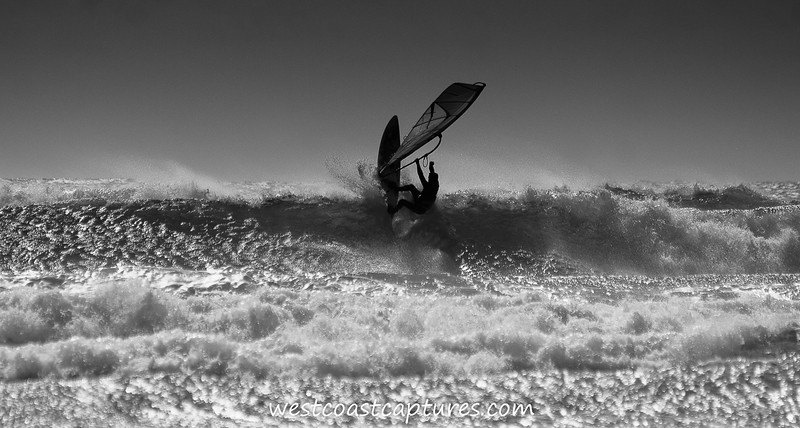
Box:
[1,177,799,426]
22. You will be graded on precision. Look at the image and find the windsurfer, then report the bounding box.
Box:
[388,159,439,215]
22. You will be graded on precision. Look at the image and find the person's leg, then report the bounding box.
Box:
[388,199,413,215]
[403,202,428,215]
[389,199,430,215]
[396,185,420,199]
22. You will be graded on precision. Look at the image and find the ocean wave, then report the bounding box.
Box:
[3,179,800,276]
[1,278,797,381]
[604,182,786,209]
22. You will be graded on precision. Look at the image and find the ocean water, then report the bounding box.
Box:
[1,175,799,426]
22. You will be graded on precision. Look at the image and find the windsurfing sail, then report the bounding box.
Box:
[379,82,485,176]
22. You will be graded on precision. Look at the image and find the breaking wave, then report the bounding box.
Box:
[1,179,800,276]
[0,179,798,389]
[1,278,798,381]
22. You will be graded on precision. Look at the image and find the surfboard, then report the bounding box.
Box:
[377,115,401,208]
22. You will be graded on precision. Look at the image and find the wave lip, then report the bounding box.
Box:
[605,182,786,210]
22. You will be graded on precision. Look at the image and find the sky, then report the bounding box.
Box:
[2,0,799,188]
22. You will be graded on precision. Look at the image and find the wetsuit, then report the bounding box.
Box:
[388,160,439,215]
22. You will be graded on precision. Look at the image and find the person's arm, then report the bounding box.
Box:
[416,159,427,187]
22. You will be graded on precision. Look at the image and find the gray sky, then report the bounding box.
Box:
[2,0,799,187]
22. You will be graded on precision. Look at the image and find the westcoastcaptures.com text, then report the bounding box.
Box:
[268,398,535,423]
